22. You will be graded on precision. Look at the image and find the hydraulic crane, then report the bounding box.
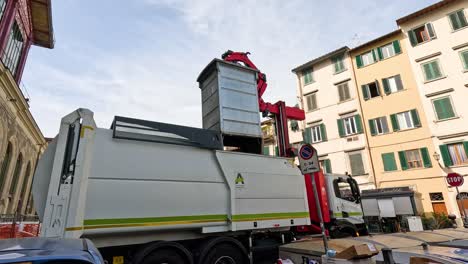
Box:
[222,50,305,157]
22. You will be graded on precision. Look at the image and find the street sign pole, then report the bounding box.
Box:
[298,144,328,252]
[311,172,329,252]
[457,186,467,225]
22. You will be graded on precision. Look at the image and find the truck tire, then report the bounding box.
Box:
[198,237,248,264]
[202,243,246,264]
[133,241,193,264]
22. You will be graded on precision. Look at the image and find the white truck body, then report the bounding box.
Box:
[33,109,310,248]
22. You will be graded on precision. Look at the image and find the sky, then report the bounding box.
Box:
[22,0,439,137]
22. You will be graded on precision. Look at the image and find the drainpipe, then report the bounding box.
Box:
[295,72,306,133]
[349,53,378,188]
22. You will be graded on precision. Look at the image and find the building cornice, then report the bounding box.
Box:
[0,64,45,146]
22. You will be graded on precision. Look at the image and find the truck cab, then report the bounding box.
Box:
[326,174,366,238]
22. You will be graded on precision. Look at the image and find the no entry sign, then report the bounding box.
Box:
[447,173,464,187]
[298,144,319,174]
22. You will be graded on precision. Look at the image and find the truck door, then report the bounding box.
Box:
[332,177,363,223]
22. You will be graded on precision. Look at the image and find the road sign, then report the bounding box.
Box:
[298,144,319,175]
[447,173,464,187]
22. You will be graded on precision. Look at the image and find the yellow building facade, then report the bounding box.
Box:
[350,30,453,215]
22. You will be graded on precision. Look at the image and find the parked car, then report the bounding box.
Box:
[0,237,104,264]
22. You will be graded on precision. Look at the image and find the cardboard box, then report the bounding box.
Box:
[335,244,379,260]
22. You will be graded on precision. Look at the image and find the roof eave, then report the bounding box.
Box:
[291,46,349,73]
[30,0,54,49]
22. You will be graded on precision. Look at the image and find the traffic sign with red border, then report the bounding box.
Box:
[447,172,464,187]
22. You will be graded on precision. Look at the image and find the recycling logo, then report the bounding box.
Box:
[235,173,245,186]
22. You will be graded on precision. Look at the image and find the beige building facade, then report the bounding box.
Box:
[350,30,451,215]
[0,0,53,216]
[291,47,375,189]
[397,0,468,219]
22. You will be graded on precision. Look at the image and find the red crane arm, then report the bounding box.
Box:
[222,50,305,121]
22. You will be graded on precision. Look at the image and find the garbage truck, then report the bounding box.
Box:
[32,56,366,264]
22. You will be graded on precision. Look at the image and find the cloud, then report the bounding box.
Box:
[23,0,437,136]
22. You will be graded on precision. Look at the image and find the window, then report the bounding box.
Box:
[304,124,327,144]
[408,23,436,46]
[362,81,380,100]
[421,59,443,81]
[380,43,395,59]
[348,152,365,176]
[303,69,314,85]
[430,192,444,201]
[382,153,397,172]
[382,75,403,94]
[390,109,421,131]
[337,82,350,102]
[449,9,468,31]
[432,96,456,120]
[310,125,322,143]
[333,54,346,73]
[19,162,31,204]
[1,22,24,77]
[0,142,12,193]
[440,142,468,167]
[338,115,363,137]
[398,148,431,170]
[9,153,22,197]
[369,117,389,136]
[305,93,317,111]
[320,159,332,174]
[460,49,468,70]
[361,50,375,67]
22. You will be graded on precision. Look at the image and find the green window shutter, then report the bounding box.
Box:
[320,124,327,141]
[409,30,417,46]
[355,115,363,134]
[382,153,397,171]
[372,49,377,62]
[463,142,468,157]
[263,146,270,155]
[303,127,312,143]
[434,97,455,120]
[395,75,403,90]
[423,63,434,81]
[450,12,461,30]
[356,55,363,68]
[426,23,436,39]
[324,159,332,173]
[361,85,369,100]
[398,151,409,171]
[462,51,468,70]
[275,146,279,156]
[390,114,399,131]
[420,147,432,168]
[337,119,345,137]
[393,40,401,54]
[377,47,383,60]
[375,80,381,96]
[369,119,377,136]
[439,145,453,167]
[431,61,442,78]
[382,78,391,94]
[411,109,421,127]
[458,10,468,28]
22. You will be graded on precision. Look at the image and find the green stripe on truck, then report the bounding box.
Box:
[84,214,228,226]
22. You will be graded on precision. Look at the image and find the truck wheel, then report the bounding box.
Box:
[141,249,186,264]
[202,243,246,264]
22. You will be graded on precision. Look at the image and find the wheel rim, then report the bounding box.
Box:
[214,256,236,264]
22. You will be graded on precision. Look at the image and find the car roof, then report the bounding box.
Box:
[0,238,94,263]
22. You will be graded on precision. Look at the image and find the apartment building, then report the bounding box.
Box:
[397,0,468,218]
[350,30,448,214]
[291,47,375,189]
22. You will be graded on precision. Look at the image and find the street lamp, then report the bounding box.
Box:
[433,152,440,162]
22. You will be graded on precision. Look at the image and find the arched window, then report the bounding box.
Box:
[9,153,22,197]
[18,162,31,208]
[0,142,12,193]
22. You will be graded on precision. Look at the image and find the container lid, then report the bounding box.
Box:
[196,58,259,87]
